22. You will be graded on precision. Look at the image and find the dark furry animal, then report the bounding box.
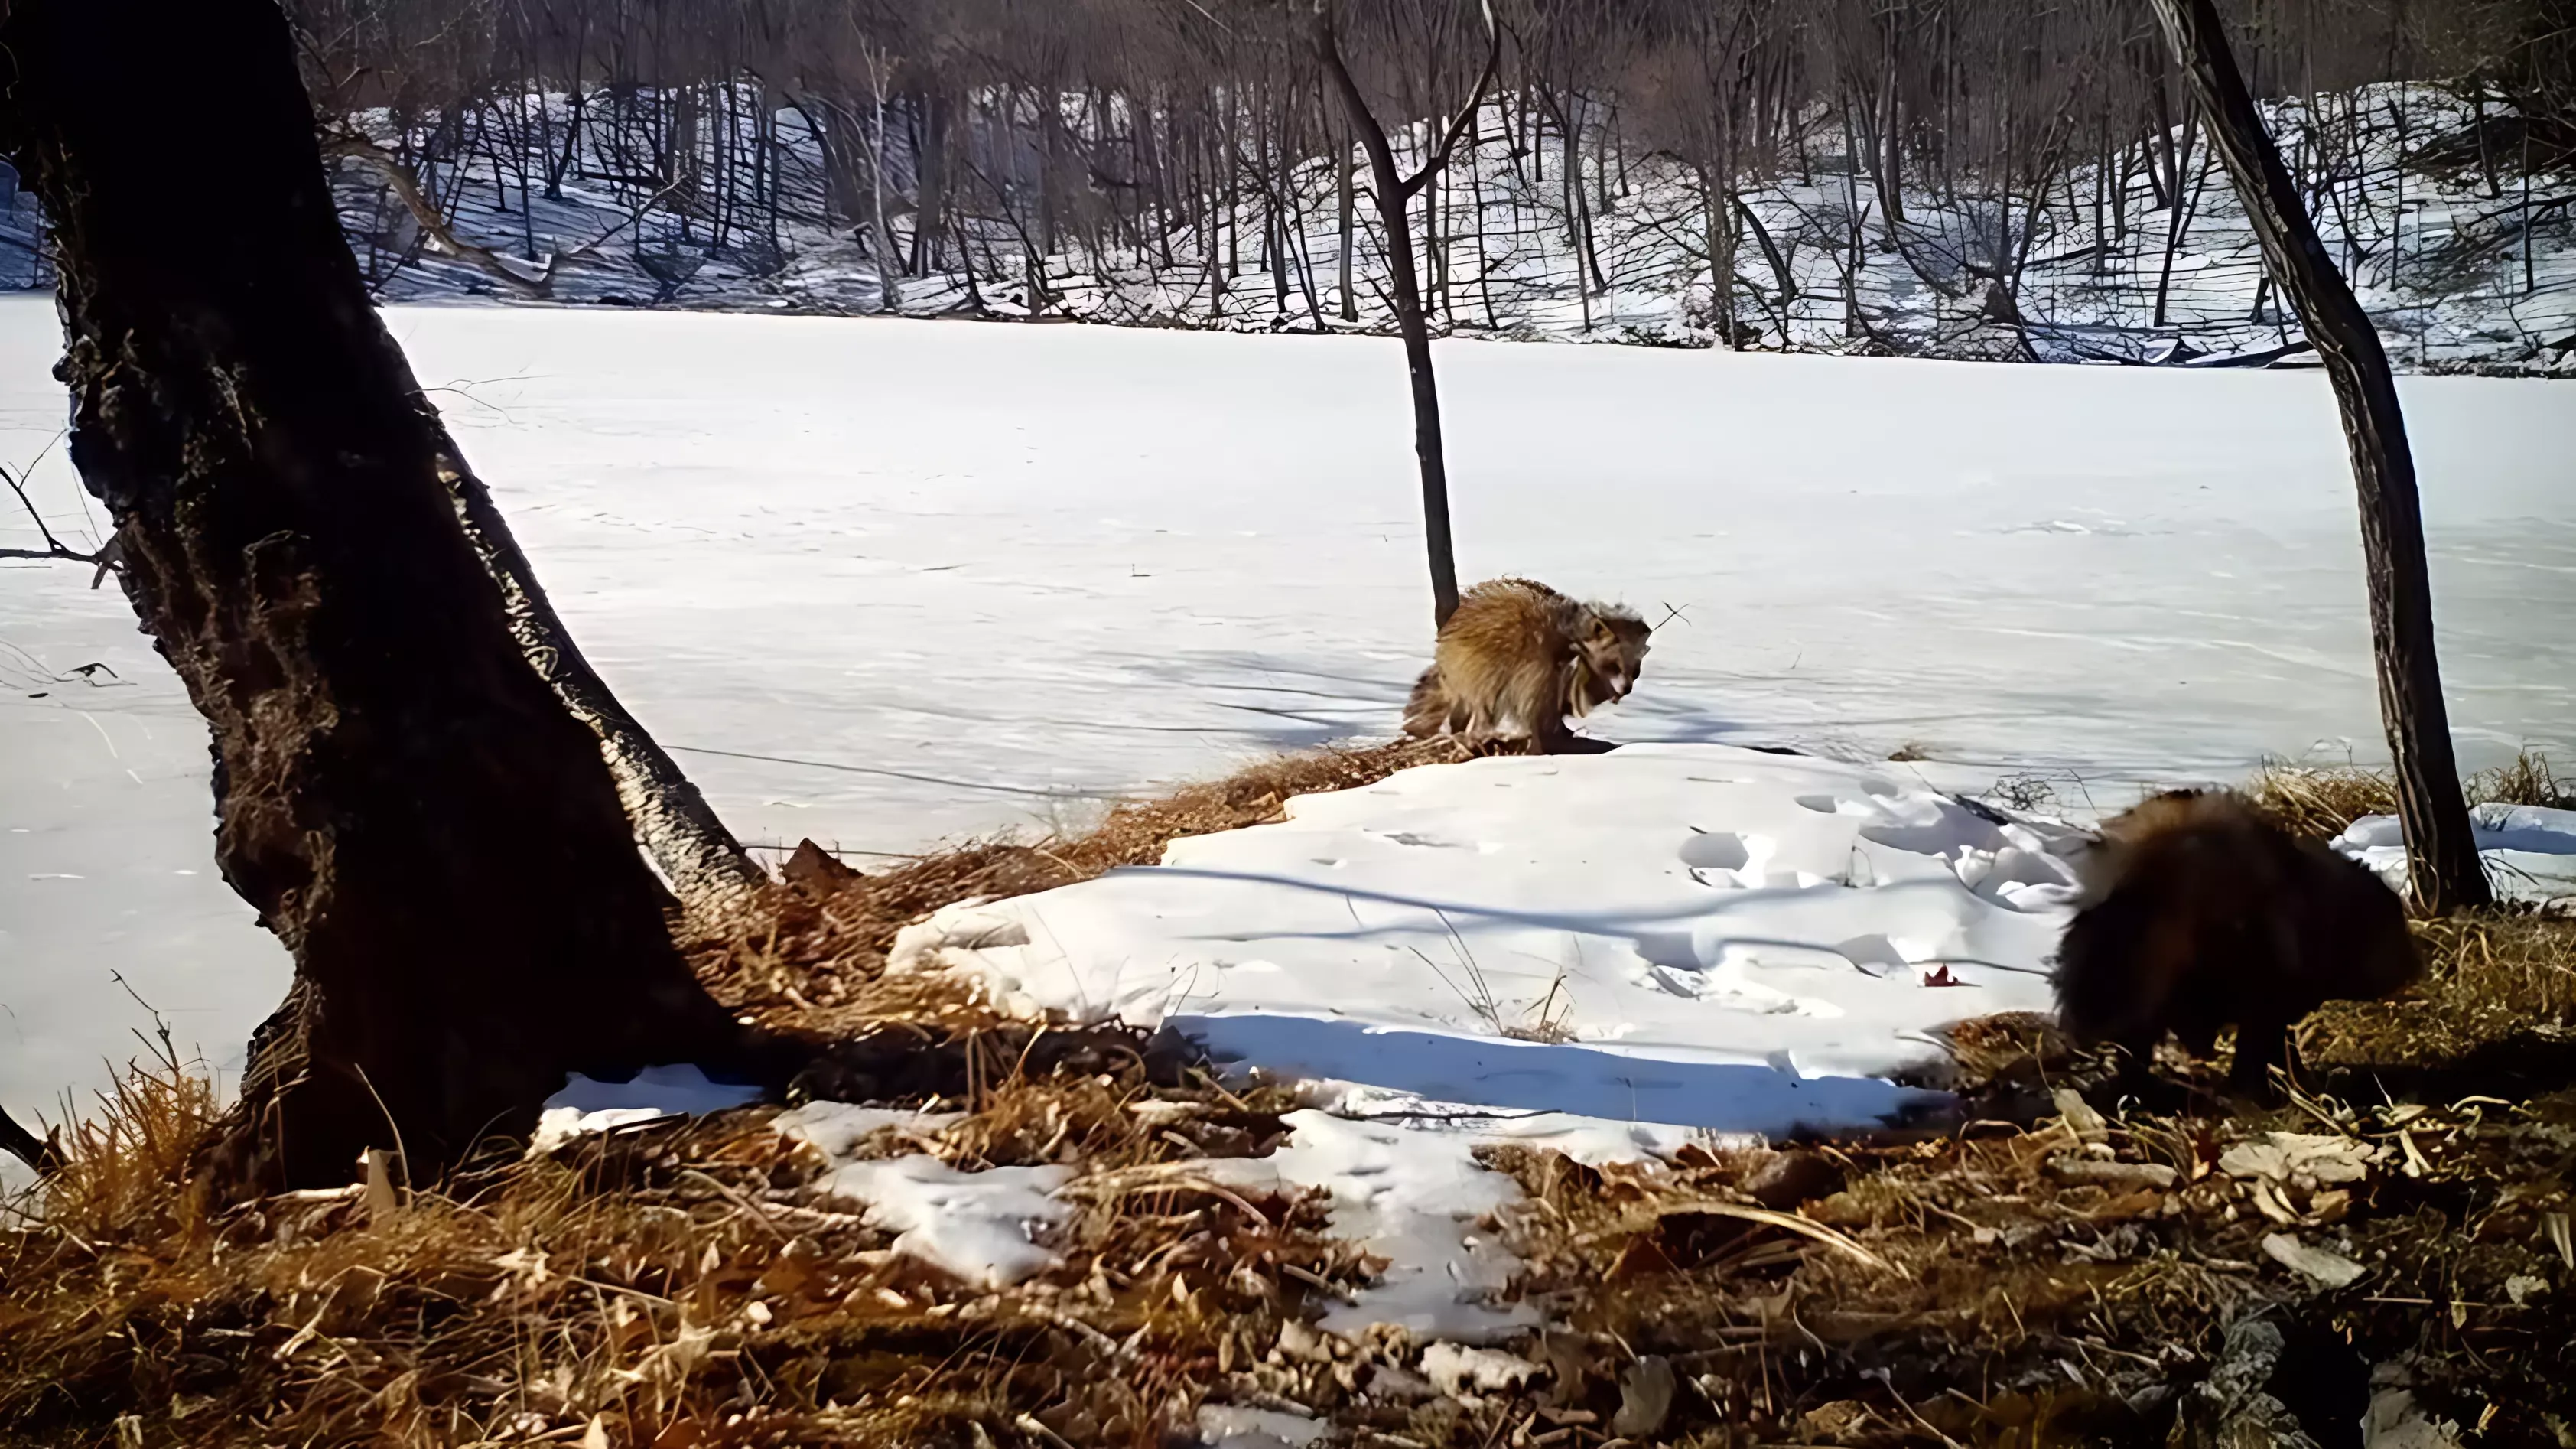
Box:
[1400,578,1650,754]
[2053,790,2419,1092]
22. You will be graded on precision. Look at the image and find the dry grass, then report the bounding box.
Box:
[2306,912,2576,1089]
[2246,749,2571,841]
[1,740,1472,1449]
[0,1037,1365,1448]
[1482,1079,2576,1445]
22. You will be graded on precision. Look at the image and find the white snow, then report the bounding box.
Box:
[776,1102,1078,1293]
[772,1099,961,1158]
[5,298,2573,1151]
[2336,803,2576,907]
[1195,1402,1329,1444]
[1418,1342,1546,1399]
[1261,1112,1534,1341]
[782,1094,1553,1338]
[1176,1109,1542,1343]
[1195,1404,1327,1449]
[810,1154,1073,1288]
[529,1063,763,1153]
[896,744,2089,1138]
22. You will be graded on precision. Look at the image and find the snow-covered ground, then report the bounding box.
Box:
[893,746,2089,1136]
[865,747,2571,1336]
[548,747,2569,1340]
[4,298,2573,1147]
[2340,803,2576,904]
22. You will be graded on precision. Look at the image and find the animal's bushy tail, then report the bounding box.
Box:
[1401,666,1452,739]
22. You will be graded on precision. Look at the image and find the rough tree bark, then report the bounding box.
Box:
[331,136,766,933]
[1313,0,1500,629]
[2146,0,2491,913]
[0,0,759,1194]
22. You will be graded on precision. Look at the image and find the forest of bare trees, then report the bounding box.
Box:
[261,0,2573,363]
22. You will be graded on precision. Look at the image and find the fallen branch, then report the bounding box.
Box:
[1643,1197,1908,1279]
[322,132,556,298]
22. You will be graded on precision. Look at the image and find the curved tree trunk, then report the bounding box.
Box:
[1,0,754,1195]
[316,138,768,926]
[2146,0,2493,915]
[441,468,770,933]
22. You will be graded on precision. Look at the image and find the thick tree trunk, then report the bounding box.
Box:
[2147,0,2491,913]
[318,132,763,928]
[1,0,756,1194]
[444,466,769,931]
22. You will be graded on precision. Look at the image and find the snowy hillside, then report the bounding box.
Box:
[4,301,2573,1147]
[231,84,2576,375]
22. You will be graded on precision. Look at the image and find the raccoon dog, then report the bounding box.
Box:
[1400,578,1650,754]
[2053,790,2418,1092]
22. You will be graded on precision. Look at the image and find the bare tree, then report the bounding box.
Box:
[858,41,906,314]
[0,0,764,1194]
[2148,0,2493,914]
[1312,0,1501,628]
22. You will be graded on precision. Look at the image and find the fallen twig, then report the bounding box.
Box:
[1641,1197,1908,1279]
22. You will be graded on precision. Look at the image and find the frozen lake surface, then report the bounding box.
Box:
[3,298,2570,1134]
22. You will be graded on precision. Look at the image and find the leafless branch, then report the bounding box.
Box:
[1,464,116,581]
[323,130,558,298]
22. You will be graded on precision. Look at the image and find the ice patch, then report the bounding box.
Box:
[812,1154,1074,1288]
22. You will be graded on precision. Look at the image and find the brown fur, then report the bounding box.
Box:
[2053,790,2419,1092]
[1401,578,1650,754]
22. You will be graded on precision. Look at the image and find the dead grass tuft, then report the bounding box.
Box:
[1487,1078,2576,1442]
[0,1032,1360,1447]
[2246,749,2571,841]
[2472,750,2576,812]
[2306,911,2576,1088]
[2243,760,2400,840]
